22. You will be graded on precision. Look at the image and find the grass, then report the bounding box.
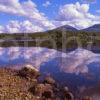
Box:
[0,68,38,100]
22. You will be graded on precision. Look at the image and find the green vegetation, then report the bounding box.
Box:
[0,30,99,51]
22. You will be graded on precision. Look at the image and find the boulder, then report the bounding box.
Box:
[64,92,74,100]
[42,84,54,99]
[18,64,40,79]
[42,90,53,99]
[63,86,69,92]
[30,83,54,99]
[43,76,56,85]
[35,84,45,96]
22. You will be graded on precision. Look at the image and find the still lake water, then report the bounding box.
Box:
[0,47,100,97]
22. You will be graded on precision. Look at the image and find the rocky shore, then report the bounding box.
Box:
[0,65,93,100]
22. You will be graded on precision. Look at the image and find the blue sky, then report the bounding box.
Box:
[0,0,100,33]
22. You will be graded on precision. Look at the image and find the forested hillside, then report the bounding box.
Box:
[0,25,99,52]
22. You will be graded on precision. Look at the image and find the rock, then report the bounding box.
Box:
[44,83,53,90]
[30,83,54,99]
[82,96,92,100]
[35,84,45,96]
[43,76,56,85]
[0,67,81,100]
[62,86,74,100]
[42,84,54,99]
[17,64,40,79]
[42,90,53,99]
[24,64,39,72]
[63,86,69,92]
[64,92,74,100]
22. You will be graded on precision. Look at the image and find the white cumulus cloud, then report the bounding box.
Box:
[0,0,55,32]
[0,25,4,33]
[56,2,100,29]
[0,1,99,32]
[0,20,45,33]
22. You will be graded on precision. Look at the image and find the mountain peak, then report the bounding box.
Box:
[56,25,78,31]
[92,24,100,27]
[82,24,100,32]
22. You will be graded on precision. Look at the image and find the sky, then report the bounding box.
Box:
[0,0,100,33]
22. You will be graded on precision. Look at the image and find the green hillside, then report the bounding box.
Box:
[0,29,99,51]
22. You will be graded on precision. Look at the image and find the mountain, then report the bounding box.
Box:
[0,24,99,50]
[82,24,100,32]
[52,24,100,32]
[55,25,78,31]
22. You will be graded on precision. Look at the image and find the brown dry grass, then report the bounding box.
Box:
[0,68,39,100]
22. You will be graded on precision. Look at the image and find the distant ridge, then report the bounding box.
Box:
[0,24,99,48]
[50,24,100,32]
[81,24,100,32]
[55,25,78,31]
